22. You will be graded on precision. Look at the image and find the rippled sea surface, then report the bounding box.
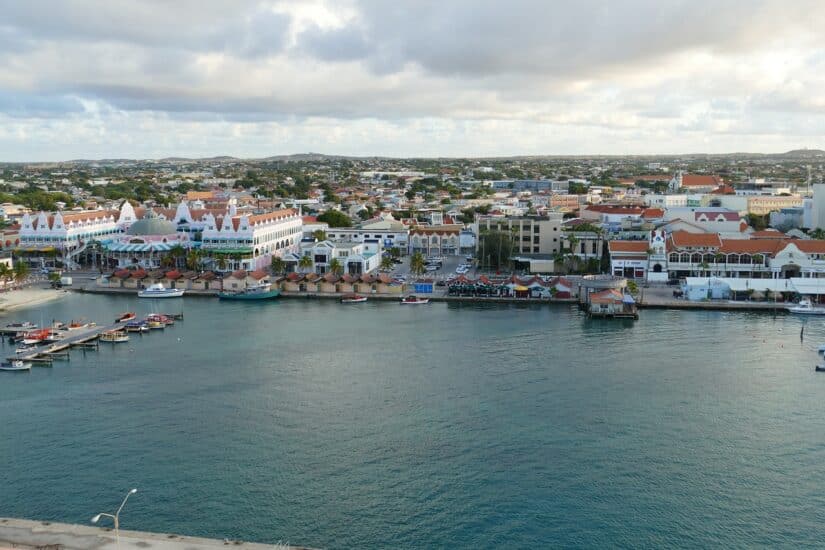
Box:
[2,294,825,548]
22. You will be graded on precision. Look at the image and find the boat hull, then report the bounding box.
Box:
[788,308,825,315]
[137,289,185,298]
[218,290,281,300]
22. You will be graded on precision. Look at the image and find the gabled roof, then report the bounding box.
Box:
[670,231,722,248]
[681,174,723,187]
[164,270,182,280]
[249,269,268,280]
[322,272,341,283]
[229,269,247,279]
[196,271,217,280]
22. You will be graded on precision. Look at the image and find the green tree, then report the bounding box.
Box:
[389,247,401,259]
[410,252,426,276]
[316,210,352,228]
[298,254,313,273]
[0,262,12,285]
[476,231,514,271]
[13,261,29,283]
[270,256,285,275]
[811,228,825,240]
[329,257,343,276]
[380,256,394,271]
[312,229,328,241]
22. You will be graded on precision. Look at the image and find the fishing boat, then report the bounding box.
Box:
[137,283,185,298]
[219,281,280,300]
[22,329,51,346]
[0,360,32,372]
[116,312,136,323]
[400,295,430,305]
[100,330,129,343]
[787,298,825,315]
[341,294,368,303]
[146,313,173,326]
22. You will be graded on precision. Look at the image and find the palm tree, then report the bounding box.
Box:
[812,228,825,240]
[410,252,426,276]
[0,263,11,286]
[298,254,313,273]
[312,229,327,242]
[270,256,285,275]
[168,244,186,269]
[380,256,394,271]
[216,256,228,272]
[329,257,343,275]
[185,249,202,271]
[13,261,29,284]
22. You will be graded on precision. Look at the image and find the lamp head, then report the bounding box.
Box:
[91,514,101,523]
[129,488,137,494]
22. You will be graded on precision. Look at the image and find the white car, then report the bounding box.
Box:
[425,265,439,272]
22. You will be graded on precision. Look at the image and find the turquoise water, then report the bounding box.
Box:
[2,294,825,548]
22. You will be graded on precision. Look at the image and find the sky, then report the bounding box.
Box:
[1,0,825,161]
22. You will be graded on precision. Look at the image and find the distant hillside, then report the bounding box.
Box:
[781,149,825,158]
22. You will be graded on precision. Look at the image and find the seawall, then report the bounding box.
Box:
[0,517,307,550]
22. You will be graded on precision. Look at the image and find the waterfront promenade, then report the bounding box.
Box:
[0,518,304,549]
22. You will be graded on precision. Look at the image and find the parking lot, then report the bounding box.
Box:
[385,254,474,282]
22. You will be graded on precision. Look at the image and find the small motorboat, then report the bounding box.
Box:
[818,344,825,354]
[816,365,825,372]
[15,346,34,355]
[124,320,149,333]
[341,294,368,304]
[116,312,137,323]
[100,330,129,343]
[788,298,825,315]
[4,321,36,330]
[22,329,50,346]
[0,360,32,372]
[137,283,185,298]
[401,295,430,305]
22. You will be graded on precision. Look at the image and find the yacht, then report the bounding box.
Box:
[219,281,280,300]
[787,298,825,315]
[137,283,185,298]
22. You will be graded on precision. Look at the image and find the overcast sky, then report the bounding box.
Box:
[2,0,825,161]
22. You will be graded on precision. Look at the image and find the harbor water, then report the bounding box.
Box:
[2,293,825,548]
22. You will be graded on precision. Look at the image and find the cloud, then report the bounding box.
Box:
[1,0,825,159]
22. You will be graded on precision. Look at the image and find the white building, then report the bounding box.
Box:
[285,240,382,275]
[18,209,121,268]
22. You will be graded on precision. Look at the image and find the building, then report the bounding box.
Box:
[325,214,410,253]
[409,225,465,256]
[101,208,190,269]
[668,172,724,192]
[200,208,302,272]
[285,240,381,275]
[476,213,564,256]
[18,209,121,269]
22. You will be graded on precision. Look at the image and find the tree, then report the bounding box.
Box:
[167,244,186,269]
[380,256,394,271]
[216,256,228,271]
[316,210,352,228]
[270,256,285,275]
[410,252,426,276]
[389,247,401,259]
[476,231,513,271]
[312,229,327,242]
[13,261,29,284]
[746,213,768,231]
[298,254,313,273]
[0,262,12,285]
[329,257,343,275]
[811,228,825,240]
[185,250,202,271]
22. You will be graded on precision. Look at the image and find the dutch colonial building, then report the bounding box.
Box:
[18,209,121,268]
[200,208,302,272]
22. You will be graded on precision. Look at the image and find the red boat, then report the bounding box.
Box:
[115,312,136,323]
[22,329,51,346]
[340,294,368,304]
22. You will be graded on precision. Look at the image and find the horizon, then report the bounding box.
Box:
[3,1,825,160]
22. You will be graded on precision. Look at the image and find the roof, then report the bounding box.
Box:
[608,241,649,253]
[750,229,786,239]
[589,288,624,303]
[641,208,665,219]
[249,269,268,280]
[718,239,785,254]
[681,174,723,187]
[670,231,722,248]
[694,210,740,222]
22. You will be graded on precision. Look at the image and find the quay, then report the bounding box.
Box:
[0,517,306,550]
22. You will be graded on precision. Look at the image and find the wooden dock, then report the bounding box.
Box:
[4,322,124,363]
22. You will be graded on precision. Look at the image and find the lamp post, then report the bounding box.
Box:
[91,488,137,545]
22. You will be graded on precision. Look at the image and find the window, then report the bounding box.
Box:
[534,226,540,233]
[533,236,539,244]
[533,246,539,253]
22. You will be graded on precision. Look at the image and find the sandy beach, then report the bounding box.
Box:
[0,286,68,314]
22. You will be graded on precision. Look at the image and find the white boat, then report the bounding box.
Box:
[137,283,185,298]
[341,294,368,304]
[787,298,825,315]
[401,295,430,305]
[100,330,130,343]
[0,360,31,372]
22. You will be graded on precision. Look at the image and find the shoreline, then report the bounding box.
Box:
[0,287,69,314]
[0,517,305,549]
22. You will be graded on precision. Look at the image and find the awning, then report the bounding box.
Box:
[104,242,175,253]
[205,248,253,255]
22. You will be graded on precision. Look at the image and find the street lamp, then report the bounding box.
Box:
[91,488,137,544]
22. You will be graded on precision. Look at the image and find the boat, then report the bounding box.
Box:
[341,294,368,303]
[124,320,149,333]
[100,330,129,343]
[137,283,185,298]
[401,295,430,305]
[818,344,825,353]
[4,322,36,330]
[116,312,137,323]
[816,365,825,372]
[21,329,51,346]
[15,346,34,354]
[146,313,173,326]
[787,298,825,315]
[219,281,281,300]
[0,360,31,372]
